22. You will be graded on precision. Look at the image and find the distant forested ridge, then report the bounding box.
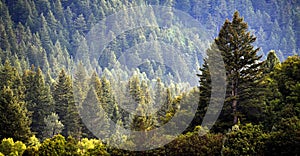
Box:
[0,0,299,78]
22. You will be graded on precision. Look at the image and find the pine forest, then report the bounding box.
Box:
[0,0,299,155]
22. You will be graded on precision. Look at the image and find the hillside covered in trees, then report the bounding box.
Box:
[0,0,300,155]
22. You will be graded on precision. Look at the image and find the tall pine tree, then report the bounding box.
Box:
[23,67,54,139]
[0,86,32,142]
[53,69,81,139]
[0,60,32,142]
[201,11,265,132]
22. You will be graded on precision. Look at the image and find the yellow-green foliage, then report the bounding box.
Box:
[77,138,108,156]
[167,126,223,155]
[0,138,26,156]
[222,123,270,156]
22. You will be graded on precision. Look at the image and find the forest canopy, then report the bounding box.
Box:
[0,0,299,155]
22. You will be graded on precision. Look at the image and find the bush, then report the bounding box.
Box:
[38,134,67,155]
[0,138,26,156]
[78,138,108,156]
[167,126,223,155]
[222,123,269,156]
[265,117,300,155]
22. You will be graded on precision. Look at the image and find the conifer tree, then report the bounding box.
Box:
[0,86,32,142]
[263,50,280,74]
[43,112,64,139]
[130,96,155,131]
[80,72,103,138]
[129,78,156,131]
[23,67,54,139]
[53,0,65,24]
[80,87,110,139]
[157,88,173,125]
[128,74,142,107]
[219,11,263,127]
[194,60,211,128]
[154,78,166,107]
[195,42,227,131]
[200,11,264,131]
[89,72,102,99]
[100,77,120,123]
[268,56,300,119]
[74,14,88,34]
[53,69,81,138]
[39,13,53,53]
[262,51,282,130]
[73,62,88,107]
[0,60,23,93]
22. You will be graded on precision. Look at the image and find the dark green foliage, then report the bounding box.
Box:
[194,60,212,129]
[263,50,280,74]
[264,55,300,130]
[38,134,67,155]
[166,126,223,155]
[0,86,32,142]
[222,123,269,155]
[53,69,81,139]
[198,11,265,133]
[0,60,32,142]
[214,11,264,131]
[272,56,300,107]
[0,0,299,154]
[0,60,23,93]
[265,117,300,155]
[23,67,54,139]
[100,77,119,123]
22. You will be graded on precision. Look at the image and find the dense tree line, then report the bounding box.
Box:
[0,0,300,155]
[0,0,299,79]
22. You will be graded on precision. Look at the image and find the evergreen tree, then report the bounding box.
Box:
[157,88,172,125]
[74,14,88,34]
[0,22,11,53]
[195,42,227,132]
[263,50,280,74]
[43,112,64,139]
[0,86,32,142]
[89,72,102,99]
[267,56,300,120]
[100,77,120,123]
[39,13,53,53]
[80,87,110,139]
[73,62,88,108]
[0,60,23,93]
[213,11,264,131]
[129,79,156,132]
[194,60,211,128]
[128,74,142,108]
[23,67,54,139]
[154,78,166,109]
[130,96,155,132]
[261,51,282,130]
[53,69,81,138]
[53,0,65,25]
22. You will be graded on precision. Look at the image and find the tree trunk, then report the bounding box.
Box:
[232,74,238,124]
